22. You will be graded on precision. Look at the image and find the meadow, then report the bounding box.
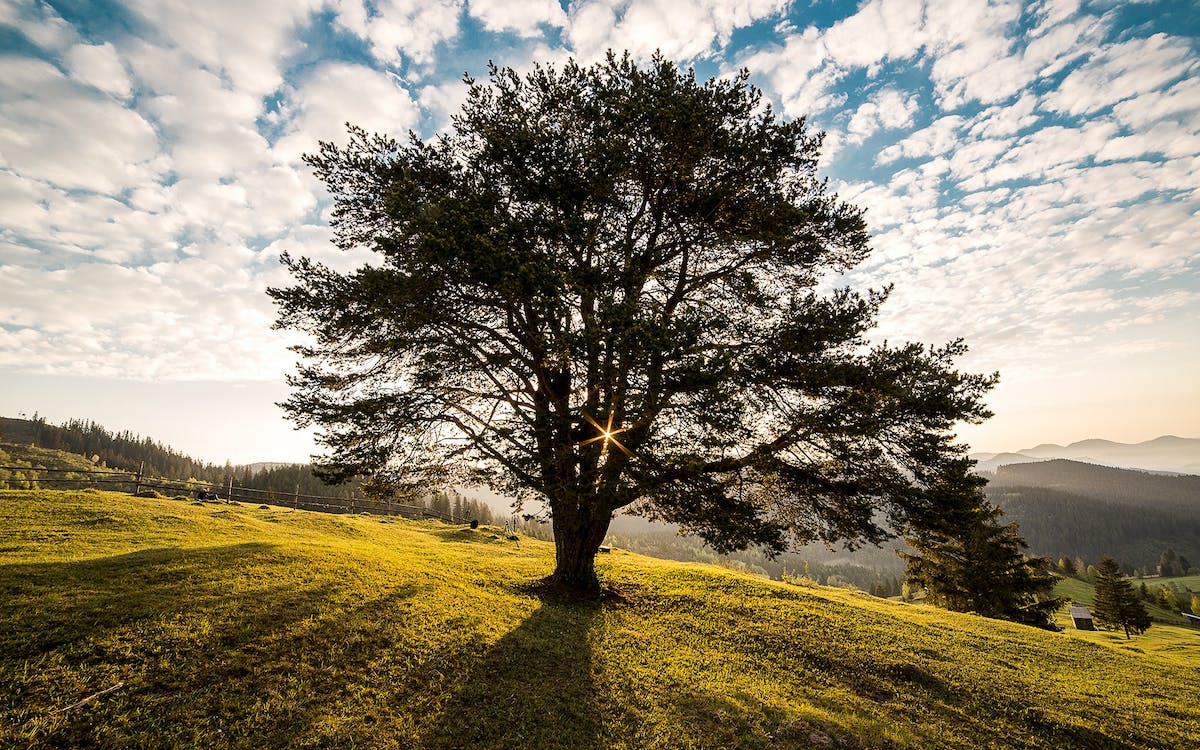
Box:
[2,489,1197,749]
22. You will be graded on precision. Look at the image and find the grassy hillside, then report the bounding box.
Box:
[2,490,1198,749]
[1052,577,1200,665]
[0,442,100,472]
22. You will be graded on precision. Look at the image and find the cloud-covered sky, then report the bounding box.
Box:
[1,0,1197,463]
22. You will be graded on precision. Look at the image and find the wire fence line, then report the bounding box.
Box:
[0,465,468,523]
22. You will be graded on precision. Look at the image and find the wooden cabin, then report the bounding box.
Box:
[1069,605,1095,630]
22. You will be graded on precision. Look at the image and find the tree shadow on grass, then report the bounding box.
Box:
[0,543,285,658]
[0,543,424,748]
[418,586,604,750]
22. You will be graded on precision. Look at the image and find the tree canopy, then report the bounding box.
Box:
[271,54,996,592]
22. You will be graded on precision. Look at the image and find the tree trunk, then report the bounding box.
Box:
[550,506,612,593]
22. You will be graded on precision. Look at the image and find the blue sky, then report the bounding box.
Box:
[1,0,1197,464]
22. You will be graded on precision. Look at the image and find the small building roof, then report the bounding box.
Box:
[1069,605,1092,618]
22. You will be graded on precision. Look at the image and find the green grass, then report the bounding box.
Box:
[2,490,1198,749]
[1052,575,1200,666]
[1055,574,1193,624]
[1150,573,1200,591]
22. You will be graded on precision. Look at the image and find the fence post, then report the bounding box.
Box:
[293,484,298,511]
[227,476,233,503]
[133,461,143,496]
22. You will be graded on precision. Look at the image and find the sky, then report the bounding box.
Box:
[0,0,1197,465]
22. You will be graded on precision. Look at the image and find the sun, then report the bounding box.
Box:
[580,411,633,457]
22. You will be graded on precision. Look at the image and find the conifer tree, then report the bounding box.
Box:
[900,466,1062,629]
[1057,556,1076,577]
[1091,556,1151,639]
[271,54,995,592]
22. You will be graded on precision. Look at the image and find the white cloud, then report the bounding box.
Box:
[1111,76,1200,131]
[1044,33,1197,116]
[1095,120,1200,163]
[739,27,846,117]
[468,0,565,36]
[966,93,1038,139]
[1028,0,1080,36]
[821,0,925,70]
[876,115,965,164]
[0,0,76,53]
[923,0,1024,108]
[418,78,473,133]
[332,0,464,67]
[0,56,163,194]
[273,61,421,163]
[123,0,323,97]
[0,0,1195,451]
[63,43,132,99]
[568,0,787,64]
[0,257,296,381]
[846,88,918,143]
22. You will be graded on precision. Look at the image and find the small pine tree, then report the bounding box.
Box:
[1058,557,1076,577]
[900,467,1062,630]
[1092,557,1151,639]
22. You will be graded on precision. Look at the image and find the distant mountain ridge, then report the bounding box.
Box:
[972,435,1200,475]
[985,459,1200,569]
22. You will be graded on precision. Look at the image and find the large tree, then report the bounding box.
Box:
[271,54,995,592]
[899,468,1062,629]
[1092,557,1151,639]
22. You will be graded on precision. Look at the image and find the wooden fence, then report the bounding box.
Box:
[0,465,466,523]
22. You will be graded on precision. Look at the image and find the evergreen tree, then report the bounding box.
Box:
[1057,556,1076,577]
[270,53,995,593]
[1191,594,1200,616]
[899,467,1062,630]
[1092,556,1151,639]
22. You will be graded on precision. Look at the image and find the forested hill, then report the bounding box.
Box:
[985,460,1199,571]
[0,415,339,497]
[0,415,224,482]
[990,459,1199,514]
[0,415,496,510]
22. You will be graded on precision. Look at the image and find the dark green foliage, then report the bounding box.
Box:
[900,468,1062,630]
[1057,557,1077,577]
[1158,548,1189,577]
[1155,585,1180,611]
[271,54,995,591]
[1091,556,1151,639]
